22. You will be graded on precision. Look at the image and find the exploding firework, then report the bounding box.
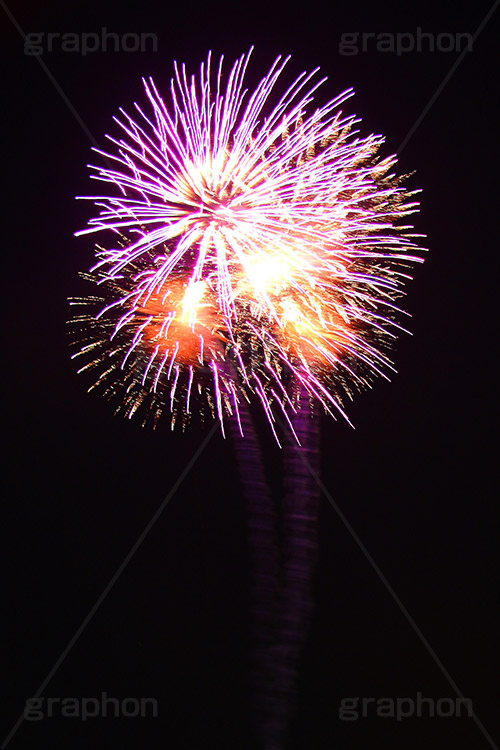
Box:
[69,48,424,434]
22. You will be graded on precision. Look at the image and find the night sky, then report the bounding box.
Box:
[2,1,499,748]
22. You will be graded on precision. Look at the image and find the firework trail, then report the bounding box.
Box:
[278,391,321,744]
[224,396,280,746]
[69,48,424,749]
[226,388,320,750]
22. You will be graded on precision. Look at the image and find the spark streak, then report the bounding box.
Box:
[69,48,424,434]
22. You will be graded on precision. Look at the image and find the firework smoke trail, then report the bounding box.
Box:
[228,389,320,750]
[225,398,281,747]
[277,390,321,747]
[226,389,317,750]
[69,48,424,749]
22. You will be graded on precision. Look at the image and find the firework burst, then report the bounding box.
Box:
[69,48,424,435]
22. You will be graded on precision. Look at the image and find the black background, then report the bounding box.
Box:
[1,0,499,748]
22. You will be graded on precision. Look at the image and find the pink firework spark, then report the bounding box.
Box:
[69,48,424,435]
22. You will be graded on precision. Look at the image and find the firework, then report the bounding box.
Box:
[69,48,424,434]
